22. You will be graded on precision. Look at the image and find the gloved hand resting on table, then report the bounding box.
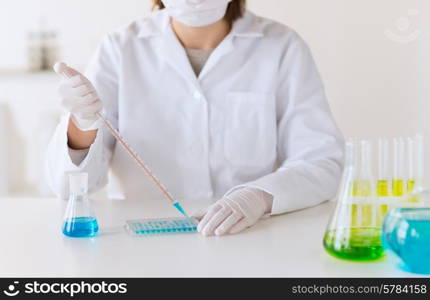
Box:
[54,62,103,131]
[193,188,273,236]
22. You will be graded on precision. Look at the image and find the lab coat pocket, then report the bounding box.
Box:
[224,92,277,168]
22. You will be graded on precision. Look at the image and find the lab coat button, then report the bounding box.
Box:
[193,91,203,100]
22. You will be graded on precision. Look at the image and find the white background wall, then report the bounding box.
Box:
[0,0,429,194]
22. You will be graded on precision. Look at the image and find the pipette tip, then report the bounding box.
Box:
[173,202,189,218]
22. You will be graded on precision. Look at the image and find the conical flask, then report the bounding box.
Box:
[62,173,99,238]
[382,188,430,274]
[323,140,385,261]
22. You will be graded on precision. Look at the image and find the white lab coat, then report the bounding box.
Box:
[46,10,345,215]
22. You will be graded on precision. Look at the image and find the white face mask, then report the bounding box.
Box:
[162,0,233,27]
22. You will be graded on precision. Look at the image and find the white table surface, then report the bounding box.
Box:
[0,197,426,278]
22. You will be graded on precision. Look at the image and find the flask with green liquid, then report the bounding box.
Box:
[324,140,384,261]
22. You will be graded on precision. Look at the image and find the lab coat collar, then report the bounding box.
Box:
[137,10,264,39]
[231,11,264,38]
[137,10,170,38]
[137,10,264,83]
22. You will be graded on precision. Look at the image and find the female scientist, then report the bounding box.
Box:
[47,0,345,236]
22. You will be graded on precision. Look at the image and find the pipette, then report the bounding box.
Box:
[54,62,188,217]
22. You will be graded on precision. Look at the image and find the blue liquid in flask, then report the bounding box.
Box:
[383,208,430,274]
[62,217,99,238]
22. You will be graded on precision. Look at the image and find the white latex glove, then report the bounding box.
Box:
[194,188,273,236]
[54,62,103,131]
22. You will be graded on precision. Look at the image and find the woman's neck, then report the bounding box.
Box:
[171,19,231,50]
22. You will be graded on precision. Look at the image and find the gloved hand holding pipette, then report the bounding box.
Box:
[194,188,273,236]
[54,62,190,218]
[54,63,103,131]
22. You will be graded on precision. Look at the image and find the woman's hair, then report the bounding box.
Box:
[152,0,247,23]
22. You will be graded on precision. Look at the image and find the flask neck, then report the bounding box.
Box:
[68,192,88,202]
[64,192,94,220]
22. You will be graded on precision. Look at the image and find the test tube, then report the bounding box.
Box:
[377,138,390,220]
[377,138,390,197]
[359,140,373,197]
[415,134,424,186]
[351,138,360,197]
[359,140,374,227]
[392,138,405,197]
[409,134,424,202]
[406,138,415,194]
[350,139,361,227]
